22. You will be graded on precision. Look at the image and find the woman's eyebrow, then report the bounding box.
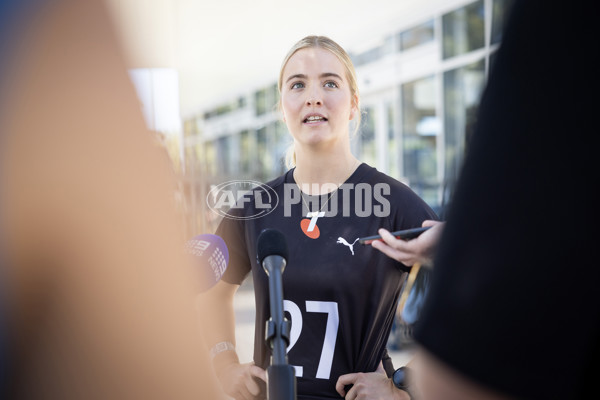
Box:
[285,72,343,83]
[320,72,343,80]
[285,74,307,83]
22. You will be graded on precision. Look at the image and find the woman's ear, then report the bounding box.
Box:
[350,93,359,120]
[279,100,286,122]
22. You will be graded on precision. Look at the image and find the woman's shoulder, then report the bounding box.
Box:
[356,163,438,218]
[263,172,288,191]
[354,163,411,191]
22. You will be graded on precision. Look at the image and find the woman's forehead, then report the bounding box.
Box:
[283,47,347,78]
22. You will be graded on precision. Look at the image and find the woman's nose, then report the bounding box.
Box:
[306,89,322,106]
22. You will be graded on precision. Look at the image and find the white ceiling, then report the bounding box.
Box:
[105,0,467,117]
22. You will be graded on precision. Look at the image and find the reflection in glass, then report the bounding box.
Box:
[387,103,400,180]
[273,120,291,176]
[399,19,435,51]
[256,127,269,181]
[443,60,485,189]
[358,107,377,168]
[351,35,394,67]
[239,130,253,176]
[255,83,278,116]
[254,121,289,182]
[183,118,196,139]
[491,0,516,45]
[216,135,232,177]
[204,141,216,177]
[255,89,267,116]
[442,0,484,59]
[402,76,439,205]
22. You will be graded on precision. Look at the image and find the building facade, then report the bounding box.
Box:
[182,0,514,235]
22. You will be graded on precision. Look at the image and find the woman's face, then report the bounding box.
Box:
[280,47,357,149]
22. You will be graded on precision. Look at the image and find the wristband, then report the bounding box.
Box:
[392,366,413,399]
[209,341,235,360]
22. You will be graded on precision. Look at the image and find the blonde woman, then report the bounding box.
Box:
[200,36,436,400]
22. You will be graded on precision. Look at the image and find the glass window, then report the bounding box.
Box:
[203,109,215,120]
[273,120,291,176]
[386,102,400,180]
[382,35,395,56]
[255,88,268,116]
[352,47,381,67]
[358,107,377,168]
[351,36,395,67]
[216,135,232,177]
[183,118,197,139]
[256,84,278,116]
[204,141,216,178]
[491,0,516,45]
[443,60,486,189]
[399,19,435,51]
[239,130,253,176]
[269,83,278,113]
[442,0,485,59]
[402,76,439,205]
[238,96,247,109]
[256,127,269,181]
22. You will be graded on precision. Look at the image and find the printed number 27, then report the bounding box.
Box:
[283,300,339,379]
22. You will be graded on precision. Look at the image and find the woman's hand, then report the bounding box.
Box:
[216,361,267,400]
[336,371,410,400]
[371,220,444,267]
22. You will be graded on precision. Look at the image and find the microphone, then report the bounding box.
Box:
[257,228,289,276]
[184,234,229,292]
[256,229,296,400]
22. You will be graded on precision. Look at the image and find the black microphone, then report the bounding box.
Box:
[184,234,229,292]
[257,228,289,277]
[256,229,296,400]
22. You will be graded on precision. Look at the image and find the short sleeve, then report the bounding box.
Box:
[215,214,251,285]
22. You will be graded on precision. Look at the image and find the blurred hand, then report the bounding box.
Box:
[371,220,444,267]
[216,361,266,400]
[336,370,410,400]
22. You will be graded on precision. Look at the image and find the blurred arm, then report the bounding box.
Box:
[415,349,514,400]
[1,0,219,398]
[372,220,444,267]
[197,281,267,399]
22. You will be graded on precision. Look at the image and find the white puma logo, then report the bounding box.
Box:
[337,237,359,256]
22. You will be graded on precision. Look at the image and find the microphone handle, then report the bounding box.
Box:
[263,255,287,365]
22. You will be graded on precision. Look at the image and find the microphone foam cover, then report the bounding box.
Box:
[185,233,229,292]
[257,228,289,264]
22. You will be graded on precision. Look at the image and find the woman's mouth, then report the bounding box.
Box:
[303,115,328,123]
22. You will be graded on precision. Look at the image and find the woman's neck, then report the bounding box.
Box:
[293,146,360,195]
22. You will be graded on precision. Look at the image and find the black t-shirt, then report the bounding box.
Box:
[217,163,437,399]
[414,1,599,399]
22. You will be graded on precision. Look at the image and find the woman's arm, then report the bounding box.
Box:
[197,280,266,399]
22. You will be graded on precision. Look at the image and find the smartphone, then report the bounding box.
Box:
[358,226,431,245]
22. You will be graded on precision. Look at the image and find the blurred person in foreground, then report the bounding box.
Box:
[0,0,219,398]
[373,0,598,399]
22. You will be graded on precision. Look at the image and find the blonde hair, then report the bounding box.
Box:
[278,36,362,168]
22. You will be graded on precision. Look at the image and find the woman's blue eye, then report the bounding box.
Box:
[324,81,338,88]
[291,82,304,89]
